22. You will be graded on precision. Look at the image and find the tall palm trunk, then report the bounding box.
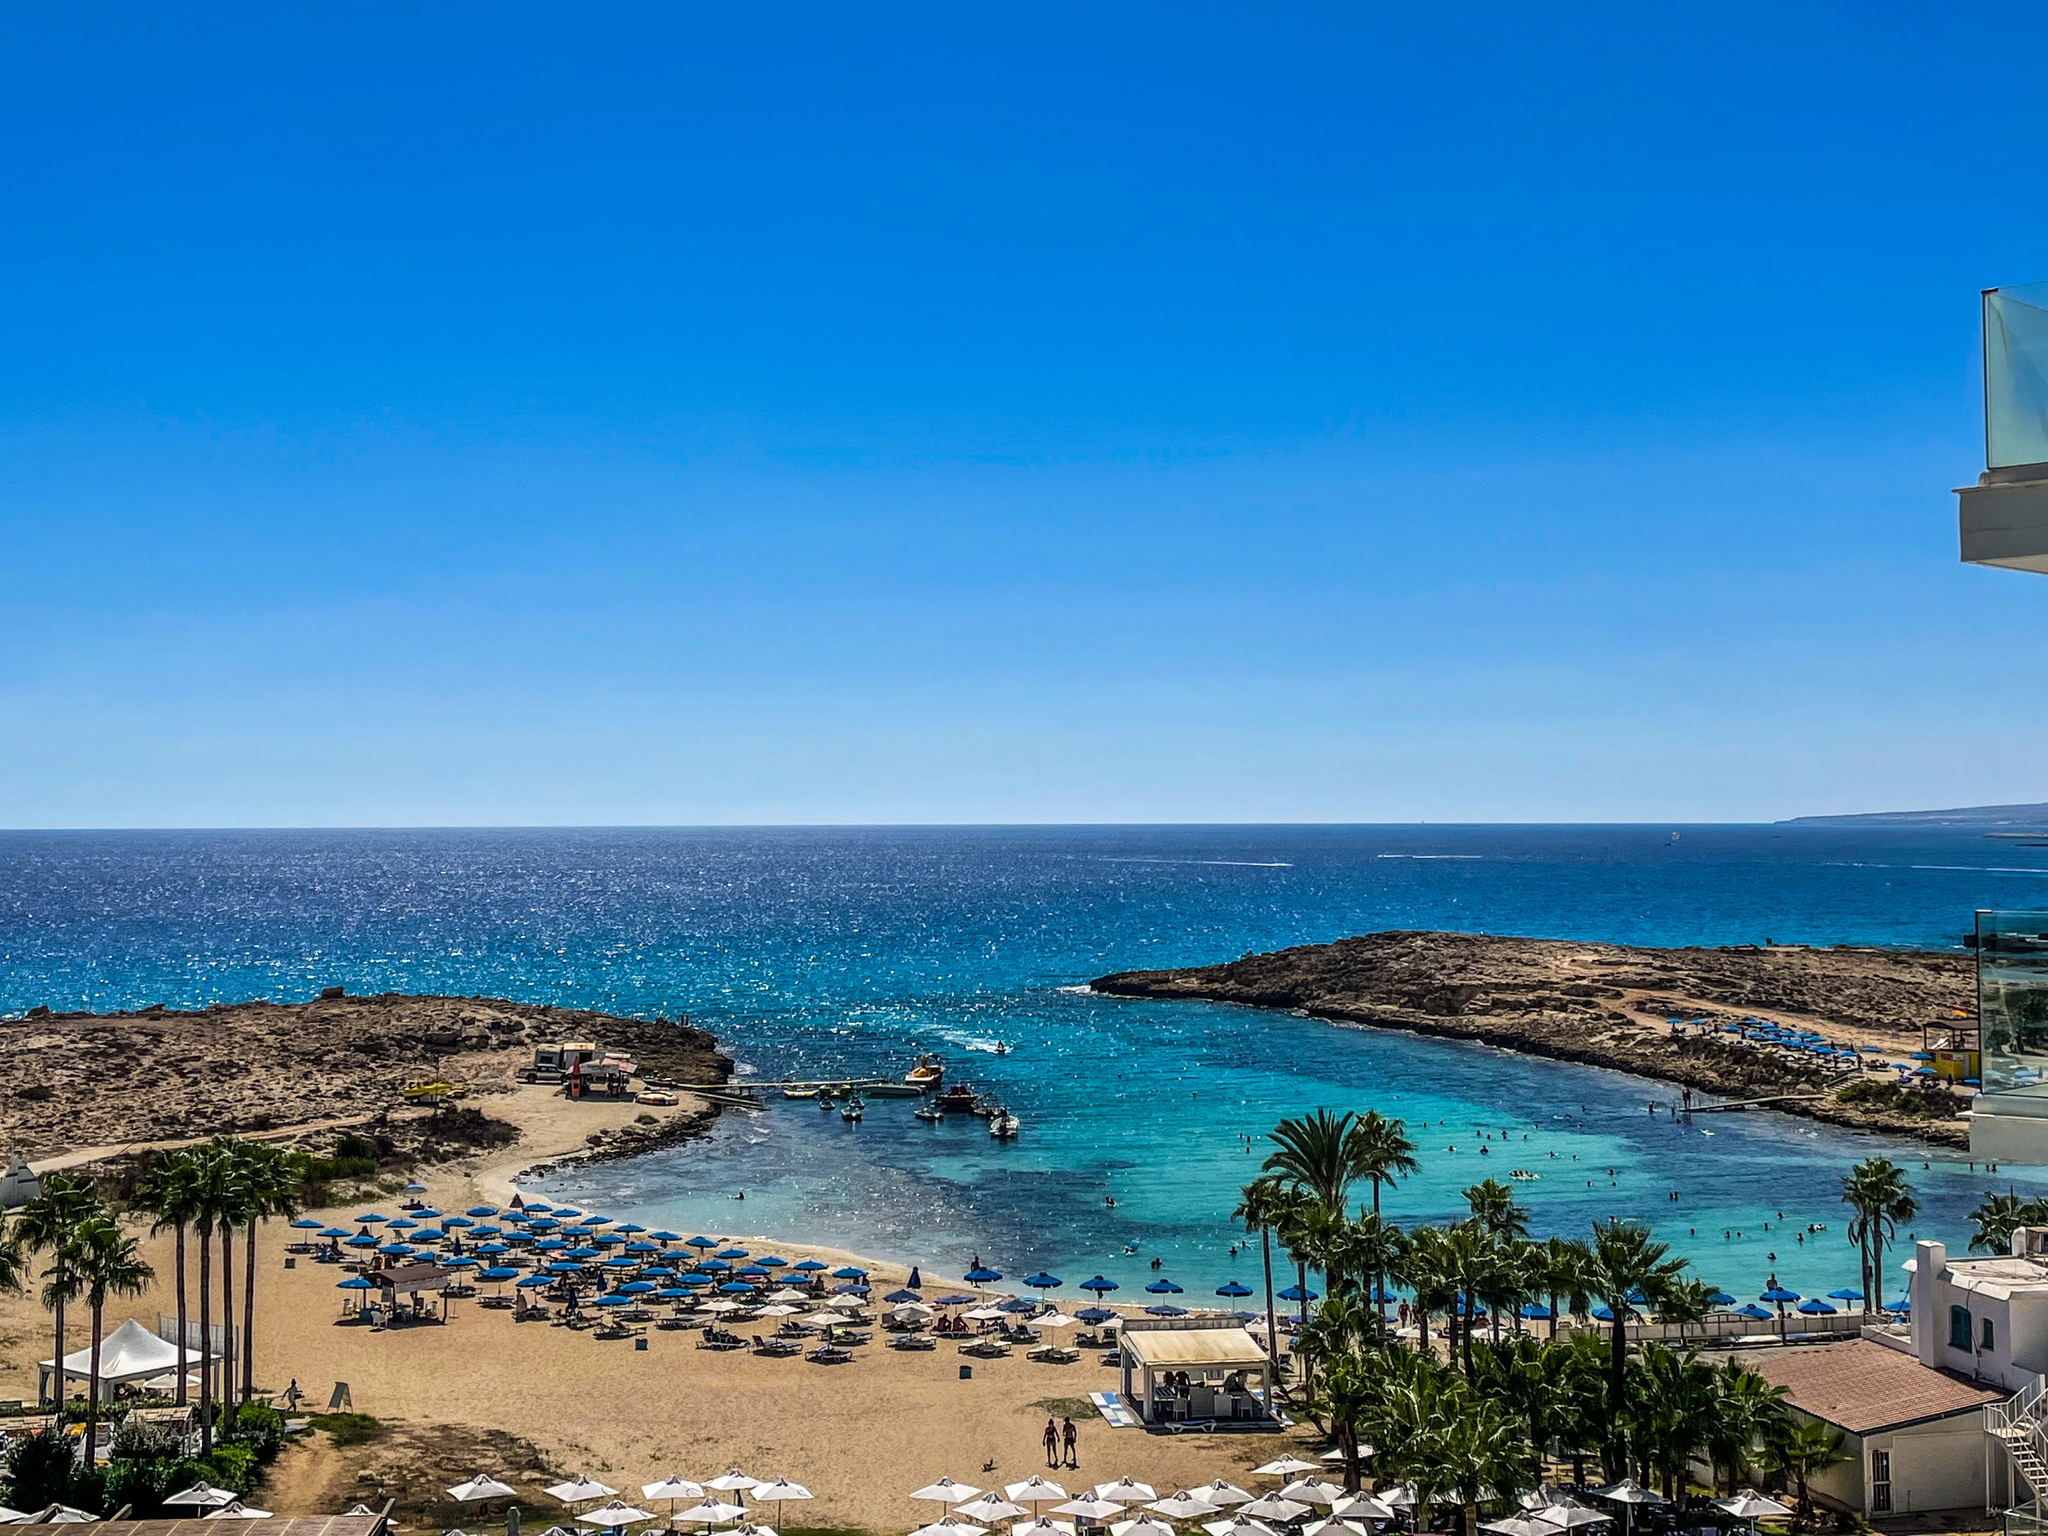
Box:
[1547,1288,1560,1340]
[1604,1313,1628,1480]
[173,1225,189,1407]
[242,1220,258,1402]
[219,1222,236,1414]
[197,1226,214,1453]
[1259,1227,1278,1374]
[85,1300,104,1466]
[49,1264,66,1409]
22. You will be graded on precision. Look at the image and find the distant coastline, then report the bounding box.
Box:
[1778,800,2048,828]
[1092,929,1975,1146]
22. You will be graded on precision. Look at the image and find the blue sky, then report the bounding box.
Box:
[2,2,2043,826]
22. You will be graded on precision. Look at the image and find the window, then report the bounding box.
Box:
[1952,1305,1974,1351]
[1984,1316,1998,1352]
[1871,1450,1891,1513]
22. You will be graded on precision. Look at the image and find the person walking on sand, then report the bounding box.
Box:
[1042,1418,1060,1468]
[1061,1417,1077,1467]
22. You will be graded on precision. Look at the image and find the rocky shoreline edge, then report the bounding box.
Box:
[1092,929,1976,1148]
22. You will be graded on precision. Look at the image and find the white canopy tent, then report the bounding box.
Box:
[38,1319,217,1403]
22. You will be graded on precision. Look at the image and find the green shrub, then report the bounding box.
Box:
[225,1402,286,1463]
[5,1427,82,1512]
[109,1416,179,1462]
[102,1458,184,1516]
[200,1443,257,1495]
[306,1412,384,1447]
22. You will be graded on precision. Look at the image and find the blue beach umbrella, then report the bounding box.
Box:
[832,1283,870,1295]
[687,1236,720,1249]
[292,1219,323,1230]
[1215,1282,1254,1298]
[467,1206,497,1217]
[480,1267,519,1283]
[885,1289,924,1304]
[1706,1291,1737,1307]
[792,1258,827,1272]
[561,1226,594,1238]
[1277,1284,1318,1302]
[1797,1298,1837,1315]
[517,1272,553,1288]
[1733,1303,1772,1319]
[471,1226,502,1239]
[337,1276,374,1291]
[1520,1304,1553,1319]
[935,1293,976,1306]
[534,1238,567,1252]
[386,1217,418,1230]
[964,1266,1001,1284]
[1589,1304,1615,1321]
[756,1256,787,1268]
[656,1288,690,1300]
[412,1228,446,1241]
[1023,1273,1063,1292]
[345,1234,378,1248]
[1760,1285,1800,1303]
[444,1216,474,1228]
[739,1265,769,1277]
[642,1267,675,1279]
[1887,1294,1911,1313]
[605,1257,637,1270]
[550,1207,581,1218]
[319,1228,351,1239]
[590,1294,631,1308]
[353,1213,388,1224]
[998,1298,1036,1313]
[700,1259,731,1273]
[1145,1304,1189,1316]
[626,1241,659,1253]
[1075,1306,1115,1323]
[544,1263,583,1275]
[1828,1287,1864,1301]
[720,1248,751,1260]
[378,1242,414,1256]
[613,1222,643,1234]
[520,1203,551,1214]
[442,1256,477,1269]
[565,1247,601,1261]
[476,1243,511,1256]
[1079,1276,1118,1294]
[718,1281,755,1294]
[1144,1280,1183,1295]
[677,1274,711,1286]
[592,1233,623,1247]
[649,1231,681,1243]
[619,1280,655,1294]
[414,1208,442,1219]
[832,1266,866,1279]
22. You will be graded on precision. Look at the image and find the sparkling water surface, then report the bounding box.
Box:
[5,823,2047,1308]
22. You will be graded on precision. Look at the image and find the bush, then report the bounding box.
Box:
[109,1416,178,1462]
[102,1458,184,1516]
[199,1443,257,1495]
[5,1428,82,1513]
[225,1402,286,1463]
[306,1412,383,1447]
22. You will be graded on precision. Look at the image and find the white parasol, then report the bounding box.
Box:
[1237,1497,1308,1523]
[643,1479,705,1504]
[1109,1521,1176,1536]
[1279,1481,1345,1507]
[577,1503,655,1529]
[1715,1493,1792,1523]
[955,1500,1027,1524]
[1251,1460,1318,1480]
[675,1503,750,1526]
[1052,1499,1126,1521]
[1148,1495,1219,1521]
[165,1484,240,1510]
[449,1476,518,1503]
[202,1504,274,1520]
[1011,1521,1076,1536]
[1093,1482,1156,1503]
[1004,1480,1068,1508]
[548,1478,620,1505]
[911,1480,983,1504]
[705,1471,762,1494]
[911,1522,987,1536]
[1190,1483,1252,1508]
[749,1479,814,1529]
[1203,1520,1280,1536]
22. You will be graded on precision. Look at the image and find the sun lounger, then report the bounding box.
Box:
[806,1344,854,1364]
[959,1339,1011,1358]
[697,1326,746,1350]
[752,1334,800,1357]
[889,1333,937,1351]
[1026,1345,1080,1364]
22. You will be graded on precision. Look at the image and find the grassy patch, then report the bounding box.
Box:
[307,1412,386,1447]
[1028,1397,1097,1417]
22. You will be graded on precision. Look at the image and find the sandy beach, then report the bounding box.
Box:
[0,1082,1317,1532]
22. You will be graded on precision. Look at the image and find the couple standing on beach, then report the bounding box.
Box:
[1042,1416,1078,1467]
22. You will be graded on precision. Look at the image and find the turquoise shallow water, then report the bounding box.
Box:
[5,824,2047,1307]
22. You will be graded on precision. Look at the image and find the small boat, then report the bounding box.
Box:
[841,1096,865,1122]
[867,1083,924,1098]
[783,1087,818,1100]
[972,1094,1003,1119]
[993,1042,1010,1057]
[988,1112,1019,1140]
[818,1094,838,1111]
[936,1084,978,1112]
[906,1053,945,1090]
[914,1103,942,1123]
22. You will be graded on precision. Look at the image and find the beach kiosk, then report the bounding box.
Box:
[371,1261,453,1323]
[1118,1318,1274,1426]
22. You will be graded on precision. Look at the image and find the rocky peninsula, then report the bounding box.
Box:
[1093,930,1977,1146]
[0,990,731,1163]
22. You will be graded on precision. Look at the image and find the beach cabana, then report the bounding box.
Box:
[38,1319,218,1404]
[1118,1319,1273,1425]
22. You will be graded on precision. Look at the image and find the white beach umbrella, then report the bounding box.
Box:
[1480,1521,1551,1536]
[675,1503,750,1526]
[703,1469,758,1492]
[749,1478,814,1529]
[1005,1479,1067,1505]
[548,1478,620,1504]
[893,1303,936,1320]
[42,1507,101,1524]
[705,1299,742,1314]
[642,1478,705,1508]
[165,1483,240,1510]
[1094,1482,1157,1503]
[1373,1488,1416,1512]
[1529,1512,1608,1533]
[1148,1495,1219,1521]
[1109,1520,1176,1536]
[577,1503,655,1529]
[203,1503,274,1520]
[1203,1519,1279,1536]
[1715,1493,1792,1522]
[1302,1521,1372,1536]
[1331,1495,1397,1523]
[341,1506,378,1518]
[911,1480,982,1505]
[449,1476,519,1503]
[911,1521,988,1536]
[955,1499,1028,1524]
[826,1294,864,1310]
[1251,1460,1318,1480]
[1052,1499,1126,1521]
[965,1306,1007,1320]
[1034,1311,1074,1329]
[760,1304,801,1317]
[1590,1483,1665,1508]
[803,1311,846,1327]
[1279,1481,1345,1507]
[1237,1497,1308,1523]
[1010,1521,1075,1536]
[1520,1490,1584,1513]
[1189,1483,1252,1508]
[729,1525,782,1536]
[769,1288,810,1302]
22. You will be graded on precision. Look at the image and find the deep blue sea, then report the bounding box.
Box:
[6,824,2048,1309]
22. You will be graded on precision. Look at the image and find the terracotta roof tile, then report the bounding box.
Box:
[1735,1340,2004,1434]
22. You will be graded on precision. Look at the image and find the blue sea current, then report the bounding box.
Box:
[5,824,2048,1307]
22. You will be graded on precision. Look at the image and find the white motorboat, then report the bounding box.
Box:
[989,1112,1020,1140]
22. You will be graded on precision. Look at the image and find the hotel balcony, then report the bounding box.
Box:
[1960,282,2048,573]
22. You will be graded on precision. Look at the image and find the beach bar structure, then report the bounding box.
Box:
[369,1261,452,1322]
[1117,1318,1274,1426]
[37,1319,217,1405]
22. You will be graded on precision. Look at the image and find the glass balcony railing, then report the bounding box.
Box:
[1986,283,2048,470]
[1980,911,2048,1095]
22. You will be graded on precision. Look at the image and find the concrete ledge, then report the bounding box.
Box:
[1959,471,2048,573]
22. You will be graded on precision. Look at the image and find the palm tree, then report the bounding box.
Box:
[1462,1178,1531,1241]
[1586,1219,1689,1478]
[1630,1342,1716,1496]
[1703,1358,1790,1494]
[1233,1177,1290,1374]
[1967,1191,2046,1256]
[238,1142,299,1404]
[1352,1111,1418,1313]
[1538,1235,1594,1341]
[72,1213,154,1459]
[132,1150,204,1407]
[1660,1278,1719,1348]
[1840,1158,1917,1319]
[1758,1417,1846,1525]
[1401,1224,1456,1354]
[1311,1347,1380,1491]
[1263,1109,1365,1216]
[14,1173,103,1408]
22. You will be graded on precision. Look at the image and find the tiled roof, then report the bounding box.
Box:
[1736,1340,2005,1434]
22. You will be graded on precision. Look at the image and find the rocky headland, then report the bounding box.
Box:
[0,990,731,1162]
[1093,930,1977,1146]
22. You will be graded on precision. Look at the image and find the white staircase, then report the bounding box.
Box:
[1991,1375,2048,1504]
